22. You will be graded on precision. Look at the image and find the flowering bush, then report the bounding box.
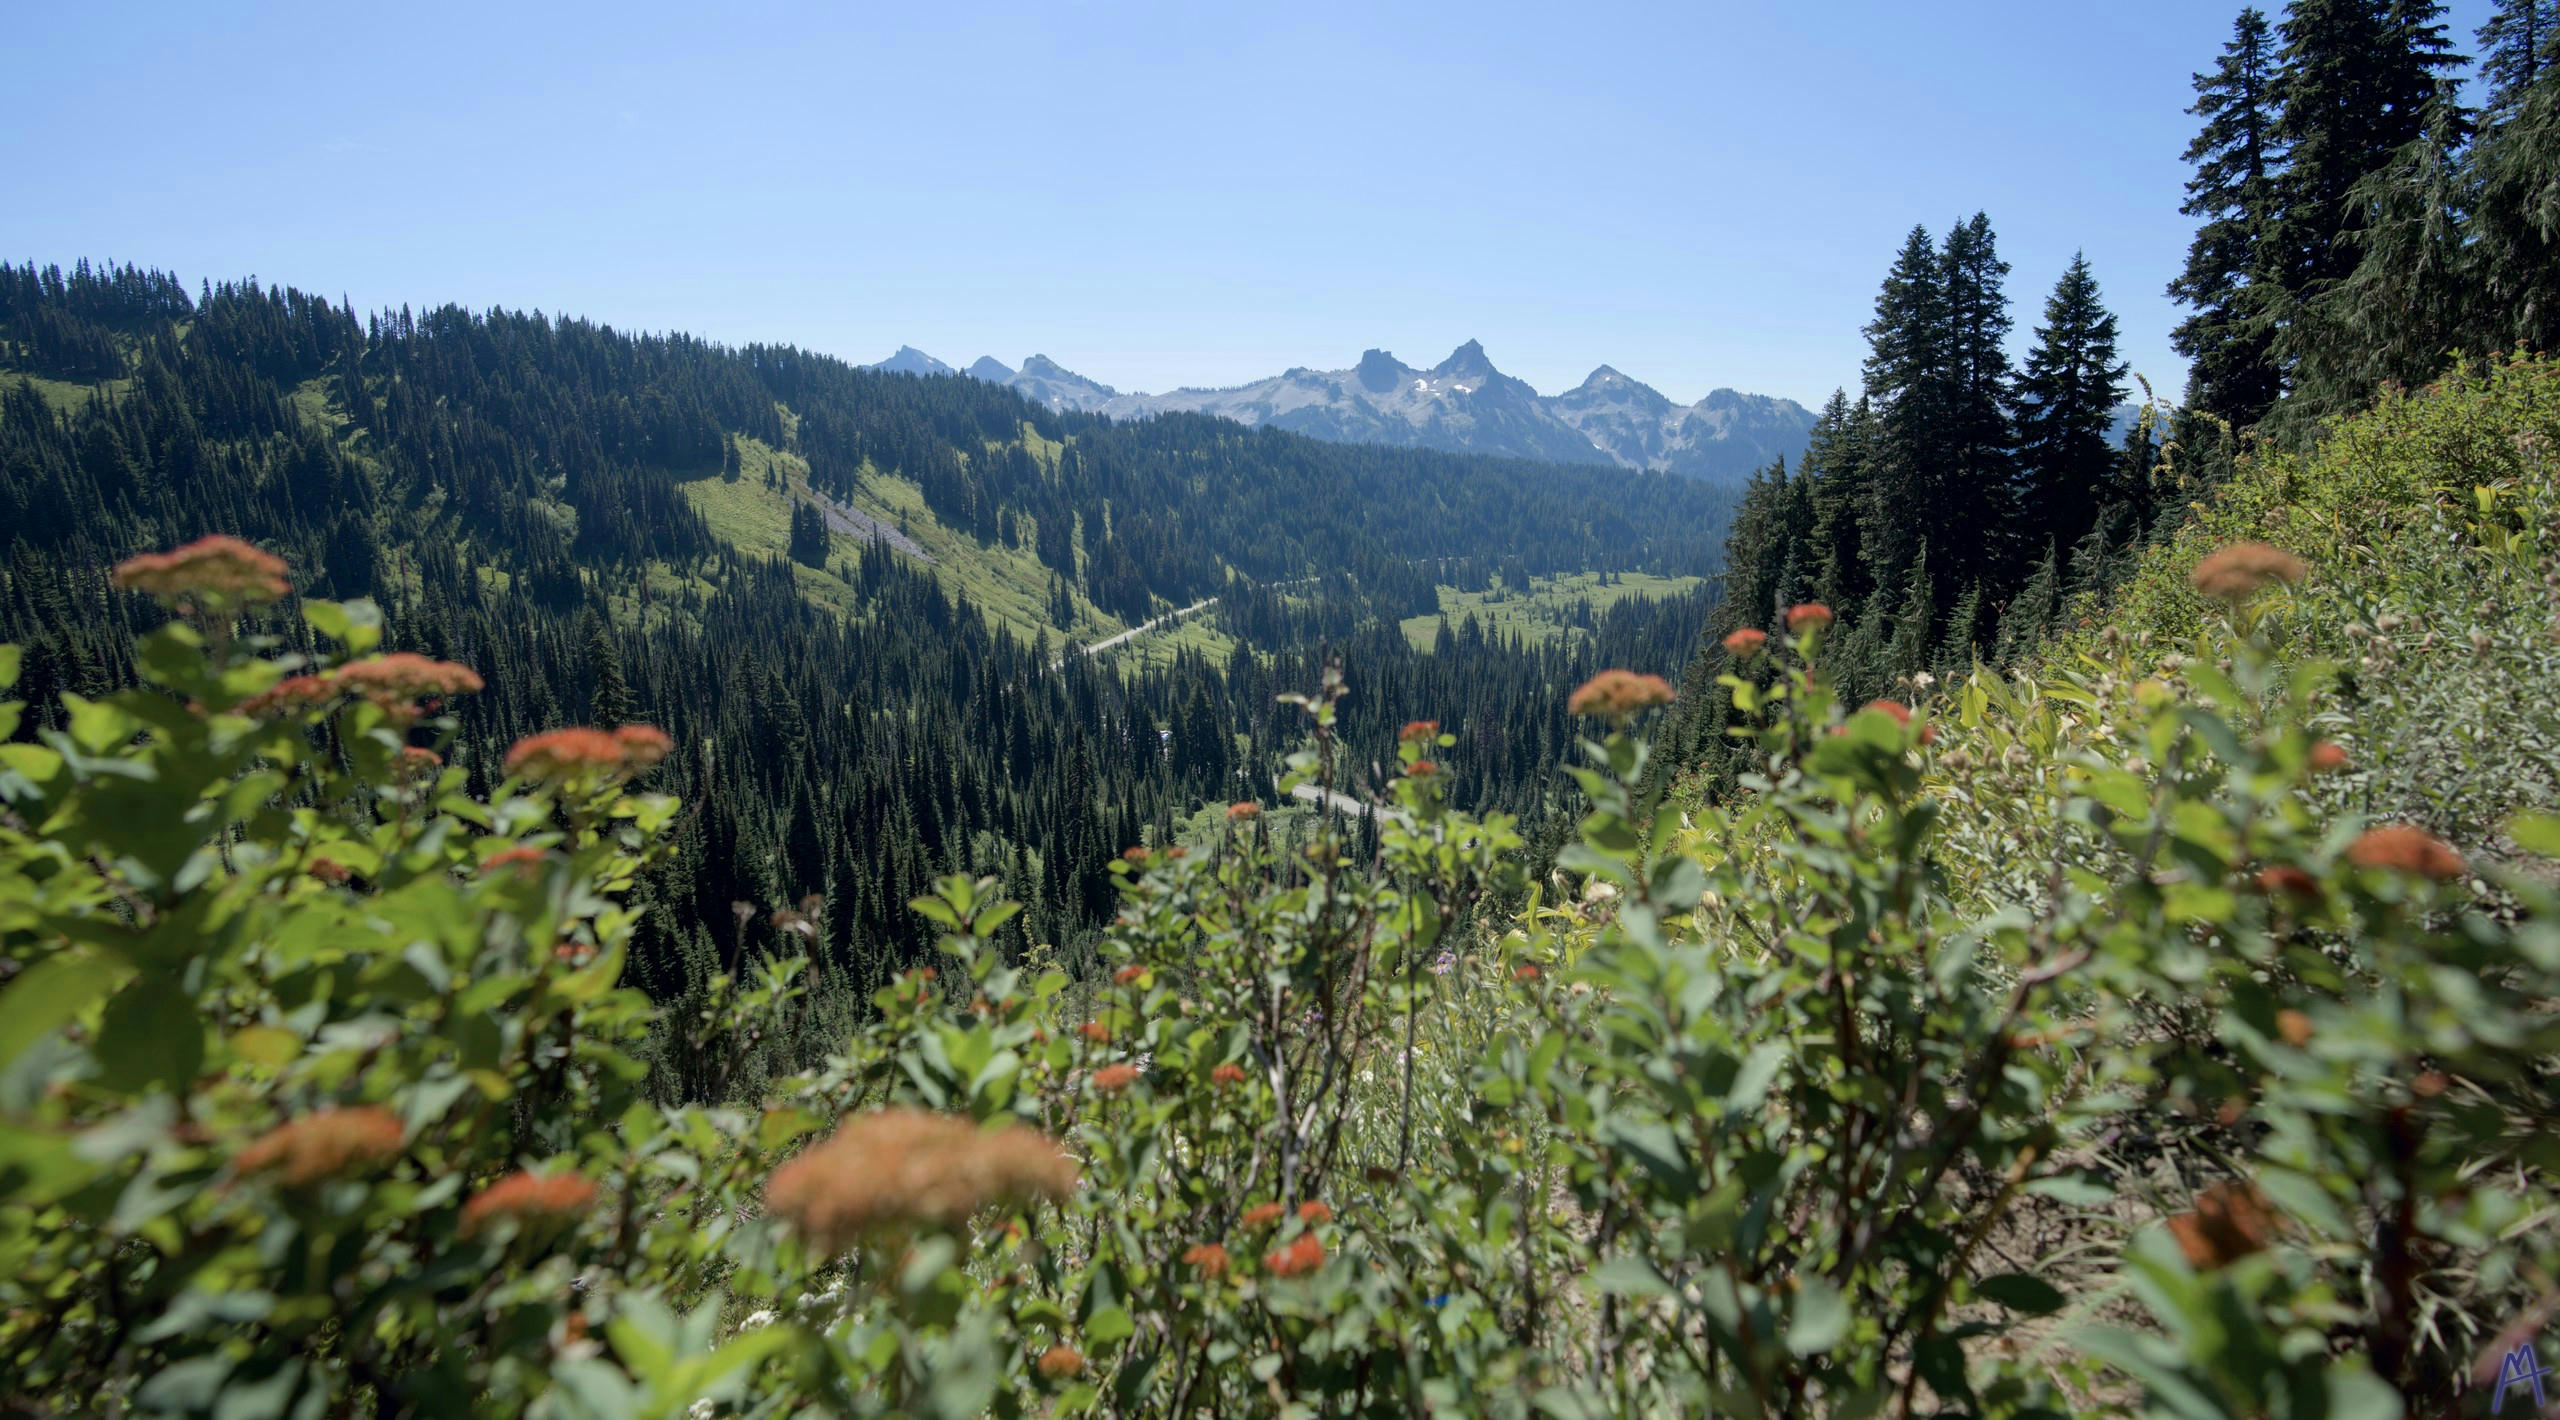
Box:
[5,360,2559,1420]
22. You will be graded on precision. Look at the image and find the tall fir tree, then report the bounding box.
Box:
[2479,0,2560,117]
[1859,225,1952,602]
[2270,0,2467,305]
[2013,253,2129,567]
[1934,213,2020,604]
[1805,392,1875,618]
[2169,7,2287,426]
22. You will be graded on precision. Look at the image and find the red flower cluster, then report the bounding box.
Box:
[2190,542,2307,603]
[2254,865,2321,901]
[1567,669,1675,719]
[2167,1182,2277,1270]
[764,1108,1078,1253]
[1242,1202,1286,1228]
[1785,603,1834,633]
[1182,1242,1231,1277]
[1078,1022,1111,1043]
[238,674,334,718]
[1296,1200,1331,1224]
[504,725,673,782]
[459,1169,599,1236]
[233,1106,404,1186]
[1211,1063,1248,1087]
[1036,1346,1085,1380]
[1721,627,1768,658]
[1264,1234,1326,1278]
[1226,801,1261,820]
[396,746,444,775]
[1862,699,1912,726]
[1093,1064,1139,1093]
[1398,720,1441,742]
[1407,759,1440,777]
[2307,741,2351,773]
[1113,965,1147,986]
[1513,964,1540,982]
[308,857,352,884]
[113,535,290,608]
[1121,846,1153,863]
[2346,824,2467,880]
[334,653,485,704]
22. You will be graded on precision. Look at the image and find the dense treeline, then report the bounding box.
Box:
[1652,0,2560,797]
[0,269,1730,1035]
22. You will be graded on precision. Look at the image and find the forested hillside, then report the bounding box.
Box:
[0,264,1730,996]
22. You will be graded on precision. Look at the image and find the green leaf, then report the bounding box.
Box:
[2024,1171,2113,1206]
[94,976,204,1093]
[0,952,125,1071]
[1973,1272,2067,1316]
[1085,1305,1136,1347]
[1589,1255,1672,1299]
[2509,810,2560,859]
[1784,1276,1849,1355]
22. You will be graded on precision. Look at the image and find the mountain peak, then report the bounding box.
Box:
[1431,339,1497,381]
[1354,348,1412,393]
[871,345,955,377]
[1577,364,1630,389]
[965,356,1016,382]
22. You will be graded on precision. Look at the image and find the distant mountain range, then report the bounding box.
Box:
[867,341,1817,484]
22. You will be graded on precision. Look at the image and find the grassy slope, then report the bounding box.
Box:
[1399,570,1707,650]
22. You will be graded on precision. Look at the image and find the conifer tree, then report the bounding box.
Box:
[2479,0,2560,118]
[2471,13,2560,354]
[1804,392,1875,617]
[582,608,633,729]
[2170,8,2287,427]
[2270,0,2467,306]
[2013,253,2129,566]
[1934,214,2020,602]
[1859,225,1951,599]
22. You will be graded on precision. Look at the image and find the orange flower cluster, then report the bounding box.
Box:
[1513,964,1540,982]
[233,1106,405,1186]
[396,746,444,775]
[1406,759,1440,777]
[1296,1200,1330,1224]
[1226,801,1261,820]
[113,535,290,607]
[764,1108,1077,1253]
[2190,542,2308,603]
[2345,824,2467,880]
[1241,1202,1286,1228]
[1078,1022,1111,1043]
[1036,1346,1085,1380]
[2166,1181,2277,1270]
[481,845,547,874]
[1862,699,1912,726]
[504,725,674,782]
[1567,669,1675,719]
[1211,1063,1248,1087]
[308,857,352,884]
[2275,1009,2314,1047]
[334,653,485,703]
[459,1169,599,1236]
[1113,965,1147,986]
[1398,720,1441,743]
[1721,627,1768,658]
[1121,846,1153,863]
[1264,1234,1326,1278]
[1093,1064,1139,1093]
[1181,1242,1231,1277]
[2254,865,2321,901]
[238,674,334,718]
[2307,741,2351,773]
[1785,603,1833,633]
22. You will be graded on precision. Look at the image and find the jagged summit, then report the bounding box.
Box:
[906,339,1813,483]
[869,345,956,377]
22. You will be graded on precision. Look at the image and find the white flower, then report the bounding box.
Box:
[739,1309,777,1331]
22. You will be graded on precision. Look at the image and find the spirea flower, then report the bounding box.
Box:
[239,674,335,718]
[505,724,673,782]
[2345,824,2467,880]
[1036,1346,1085,1380]
[1406,759,1440,777]
[2275,1009,2313,1047]
[1513,964,1540,982]
[1093,1064,1139,1093]
[395,746,444,774]
[2166,1182,2276,1270]
[1182,1242,1231,1277]
[1721,627,1768,658]
[1242,1202,1285,1228]
[1078,1022,1111,1043]
[1399,720,1441,742]
[233,1106,405,1186]
[1567,669,1675,719]
[1264,1235,1326,1278]
[611,724,672,769]
[1296,1201,1331,1224]
[2254,865,2321,901]
[2307,741,2350,773]
[1785,603,1833,633]
[1226,801,1261,820]
[764,1108,1078,1254]
[333,653,484,703]
[113,535,290,608]
[1211,1063,1248,1087]
[1861,699,1912,726]
[2190,543,2307,603]
[1113,965,1147,986]
[459,1169,599,1236]
[1121,846,1153,863]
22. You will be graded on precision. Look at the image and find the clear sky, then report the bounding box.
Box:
[1,1,2500,409]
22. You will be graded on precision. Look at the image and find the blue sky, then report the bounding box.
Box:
[1,0,2500,409]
